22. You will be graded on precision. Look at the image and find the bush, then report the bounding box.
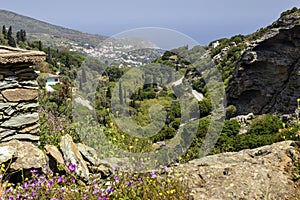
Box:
[226,105,237,118]
[198,98,212,117]
[249,114,283,135]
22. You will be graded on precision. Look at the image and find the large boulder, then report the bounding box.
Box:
[0,140,48,170]
[174,141,300,200]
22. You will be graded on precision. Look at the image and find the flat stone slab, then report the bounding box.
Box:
[2,88,38,102]
[1,113,39,128]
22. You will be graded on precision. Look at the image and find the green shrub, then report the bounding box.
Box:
[249,114,283,135]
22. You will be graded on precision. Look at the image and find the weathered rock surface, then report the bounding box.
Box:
[0,140,48,170]
[77,143,101,166]
[2,88,38,102]
[1,113,39,128]
[0,146,17,163]
[61,134,90,180]
[227,10,300,115]
[175,141,300,200]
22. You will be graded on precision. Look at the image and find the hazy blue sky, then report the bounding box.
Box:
[1,0,300,45]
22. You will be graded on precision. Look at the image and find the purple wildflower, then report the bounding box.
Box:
[125,181,132,186]
[32,191,37,198]
[57,176,64,183]
[24,182,29,189]
[5,188,11,194]
[30,169,38,173]
[114,176,119,183]
[105,187,113,194]
[68,162,76,171]
[92,189,100,195]
[47,181,54,188]
[151,171,157,178]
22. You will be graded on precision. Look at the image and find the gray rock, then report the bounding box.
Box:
[16,102,39,111]
[1,134,39,142]
[0,103,17,110]
[99,157,131,170]
[0,81,19,90]
[60,134,90,180]
[1,113,39,128]
[227,13,300,115]
[77,143,101,166]
[0,146,17,163]
[0,129,16,140]
[0,140,48,170]
[174,141,300,200]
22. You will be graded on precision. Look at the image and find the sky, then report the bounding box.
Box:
[1,0,300,45]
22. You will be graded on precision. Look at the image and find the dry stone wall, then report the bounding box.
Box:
[0,46,45,143]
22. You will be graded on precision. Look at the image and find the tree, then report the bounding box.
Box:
[7,26,16,47]
[81,68,87,83]
[65,55,71,69]
[38,40,43,51]
[119,81,123,104]
[2,25,7,39]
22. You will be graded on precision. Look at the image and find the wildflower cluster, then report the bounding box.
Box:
[38,107,79,148]
[1,163,191,200]
[3,168,110,200]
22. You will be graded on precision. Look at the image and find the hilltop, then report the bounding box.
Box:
[0,10,106,48]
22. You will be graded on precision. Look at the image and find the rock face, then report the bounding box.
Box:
[227,10,300,115]
[60,134,90,180]
[0,140,48,170]
[175,141,300,200]
[0,46,45,142]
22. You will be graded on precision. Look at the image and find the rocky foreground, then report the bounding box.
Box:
[175,141,300,200]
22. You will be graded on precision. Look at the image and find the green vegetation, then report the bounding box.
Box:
[280,7,299,17]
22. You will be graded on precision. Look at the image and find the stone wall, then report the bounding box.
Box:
[0,46,45,143]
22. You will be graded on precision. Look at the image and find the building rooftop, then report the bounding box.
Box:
[0,45,45,65]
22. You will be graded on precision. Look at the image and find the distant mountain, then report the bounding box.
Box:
[0,9,107,48]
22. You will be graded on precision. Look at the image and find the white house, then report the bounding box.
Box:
[44,74,60,92]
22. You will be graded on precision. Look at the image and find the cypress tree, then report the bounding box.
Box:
[7,26,16,47]
[119,81,123,104]
[2,25,7,39]
[38,41,43,51]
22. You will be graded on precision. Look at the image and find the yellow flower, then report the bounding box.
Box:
[113,138,117,141]
[135,138,139,142]
[121,134,125,139]
[6,183,11,187]
[129,146,134,150]
[159,192,163,196]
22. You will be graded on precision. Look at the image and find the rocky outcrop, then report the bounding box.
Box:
[175,141,300,200]
[0,46,45,142]
[227,10,300,115]
[0,140,48,170]
[60,134,90,180]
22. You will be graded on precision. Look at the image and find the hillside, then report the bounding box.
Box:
[0,9,107,48]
